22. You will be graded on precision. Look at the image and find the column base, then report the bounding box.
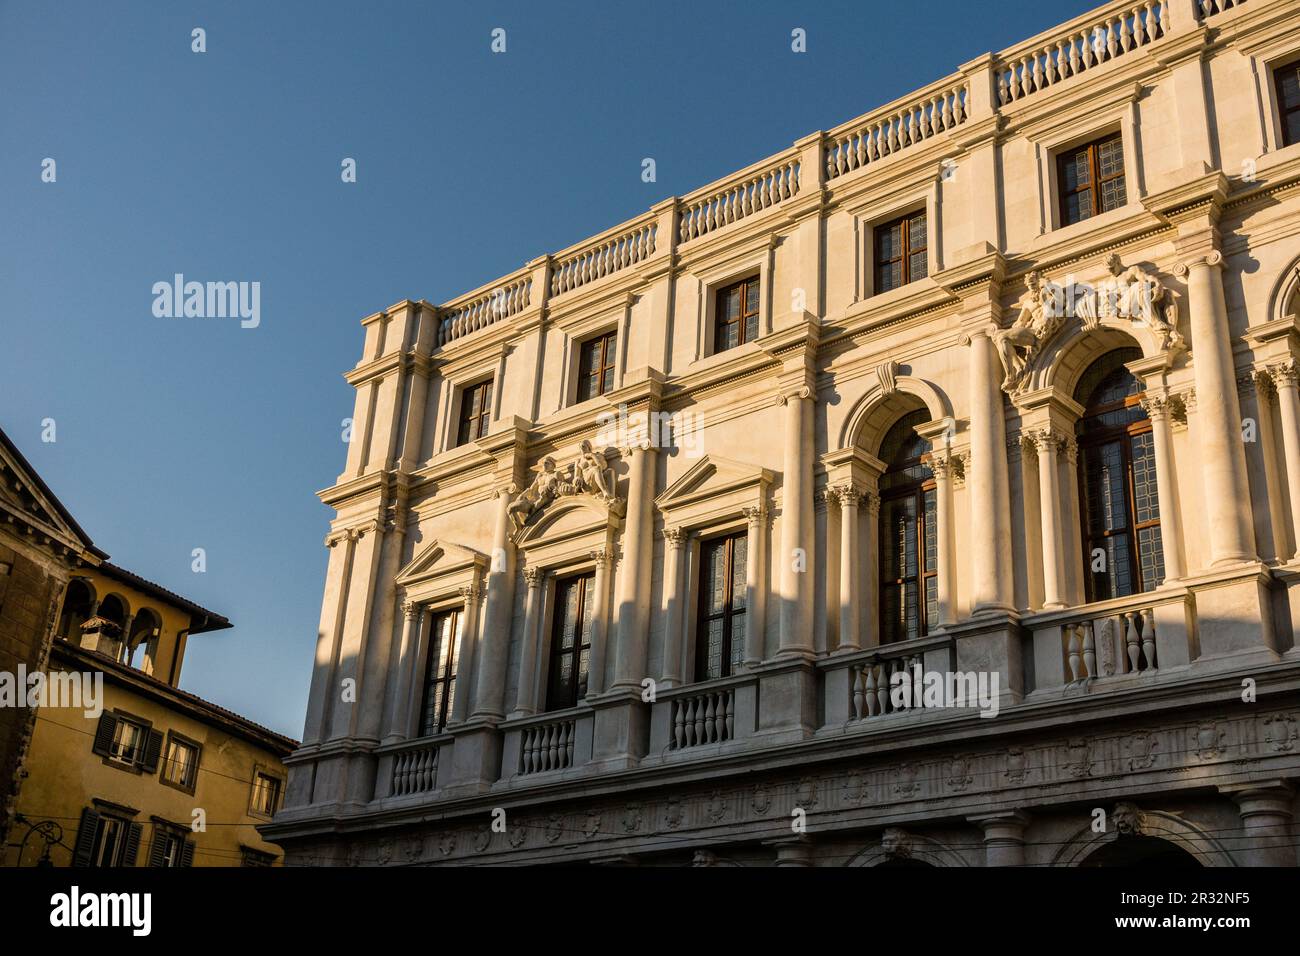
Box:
[586,690,648,772]
[443,720,503,792]
[750,657,817,743]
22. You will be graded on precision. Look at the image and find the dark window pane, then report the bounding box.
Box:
[1098,138,1124,176]
[909,252,928,281]
[1100,176,1126,212]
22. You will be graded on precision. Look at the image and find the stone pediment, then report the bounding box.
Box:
[508,441,625,544]
[394,538,487,589]
[514,495,622,548]
[656,455,773,513]
[0,431,96,554]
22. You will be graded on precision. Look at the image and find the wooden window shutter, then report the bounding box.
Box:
[147,829,168,867]
[141,729,164,773]
[180,840,195,868]
[122,821,143,866]
[72,807,100,867]
[91,713,117,757]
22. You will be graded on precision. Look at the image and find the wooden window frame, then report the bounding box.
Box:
[418,607,462,737]
[712,276,761,355]
[455,378,494,447]
[694,531,748,681]
[545,572,595,712]
[576,330,618,402]
[73,804,143,868]
[877,413,937,645]
[92,710,163,776]
[147,818,195,868]
[158,730,202,795]
[1076,362,1162,602]
[1056,133,1126,226]
[1275,59,1300,148]
[248,768,285,819]
[873,210,928,294]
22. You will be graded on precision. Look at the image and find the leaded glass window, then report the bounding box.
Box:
[1075,348,1164,600]
[547,573,594,710]
[696,532,748,680]
[878,409,937,643]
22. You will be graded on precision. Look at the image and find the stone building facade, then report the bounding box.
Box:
[266,0,1300,866]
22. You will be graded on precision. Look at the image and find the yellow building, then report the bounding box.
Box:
[2,457,296,867]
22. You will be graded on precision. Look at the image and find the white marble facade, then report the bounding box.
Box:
[265,0,1300,866]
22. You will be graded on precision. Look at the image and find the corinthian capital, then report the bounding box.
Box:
[829,483,862,508]
[1270,359,1299,389]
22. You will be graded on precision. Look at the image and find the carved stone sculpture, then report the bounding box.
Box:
[507,456,563,529]
[572,439,614,499]
[993,271,1062,392]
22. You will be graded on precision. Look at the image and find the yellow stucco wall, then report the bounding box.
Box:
[5,661,290,867]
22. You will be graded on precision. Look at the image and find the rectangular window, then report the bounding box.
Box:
[1276,61,1300,148]
[546,572,595,711]
[160,735,200,792]
[109,718,146,766]
[713,277,760,353]
[148,827,194,868]
[1057,134,1126,226]
[419,608,462,736]
[241,847,277,867]
[696,532,748,681]
[250,772,283,817]
[874,211,928,293]
[577,331,617,402]
[455,379,494,446]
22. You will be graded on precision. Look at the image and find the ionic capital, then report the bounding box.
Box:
[1172,250,1223,278]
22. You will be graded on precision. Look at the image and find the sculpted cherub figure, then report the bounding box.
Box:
[507,456,562,529]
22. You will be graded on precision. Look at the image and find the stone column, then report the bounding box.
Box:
[967,328,1015,613]
[511,567,545,718]
[1269,361,1300,560]
[969,811,1030,867]
[1175,252,1255,566]
[862,492,881,648]
[1223,782,1296,867]
[585,549,614,697]
[382,600,422,741]
[613,443,657,689]
[742,506,767,666]
[769,838,813,867]
[449,585,483,725]
[931,456,956,626]
[472,487,517,719]
[1140,396,1187,581]
[658,531,686,686]
[1032,429,1067,610]
[778,386,814,654]
[834,486,861,650]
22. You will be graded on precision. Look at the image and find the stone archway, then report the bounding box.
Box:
[1052,804,1237,867]
[846,827,970,867]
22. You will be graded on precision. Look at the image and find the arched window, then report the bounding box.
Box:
[877,409,936,644]
[1074,348,1163,600]
[58,579,94,642]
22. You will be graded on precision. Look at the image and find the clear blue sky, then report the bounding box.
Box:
[1,0,1090,737]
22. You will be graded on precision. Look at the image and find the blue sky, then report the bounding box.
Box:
[0,0,1090,737]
